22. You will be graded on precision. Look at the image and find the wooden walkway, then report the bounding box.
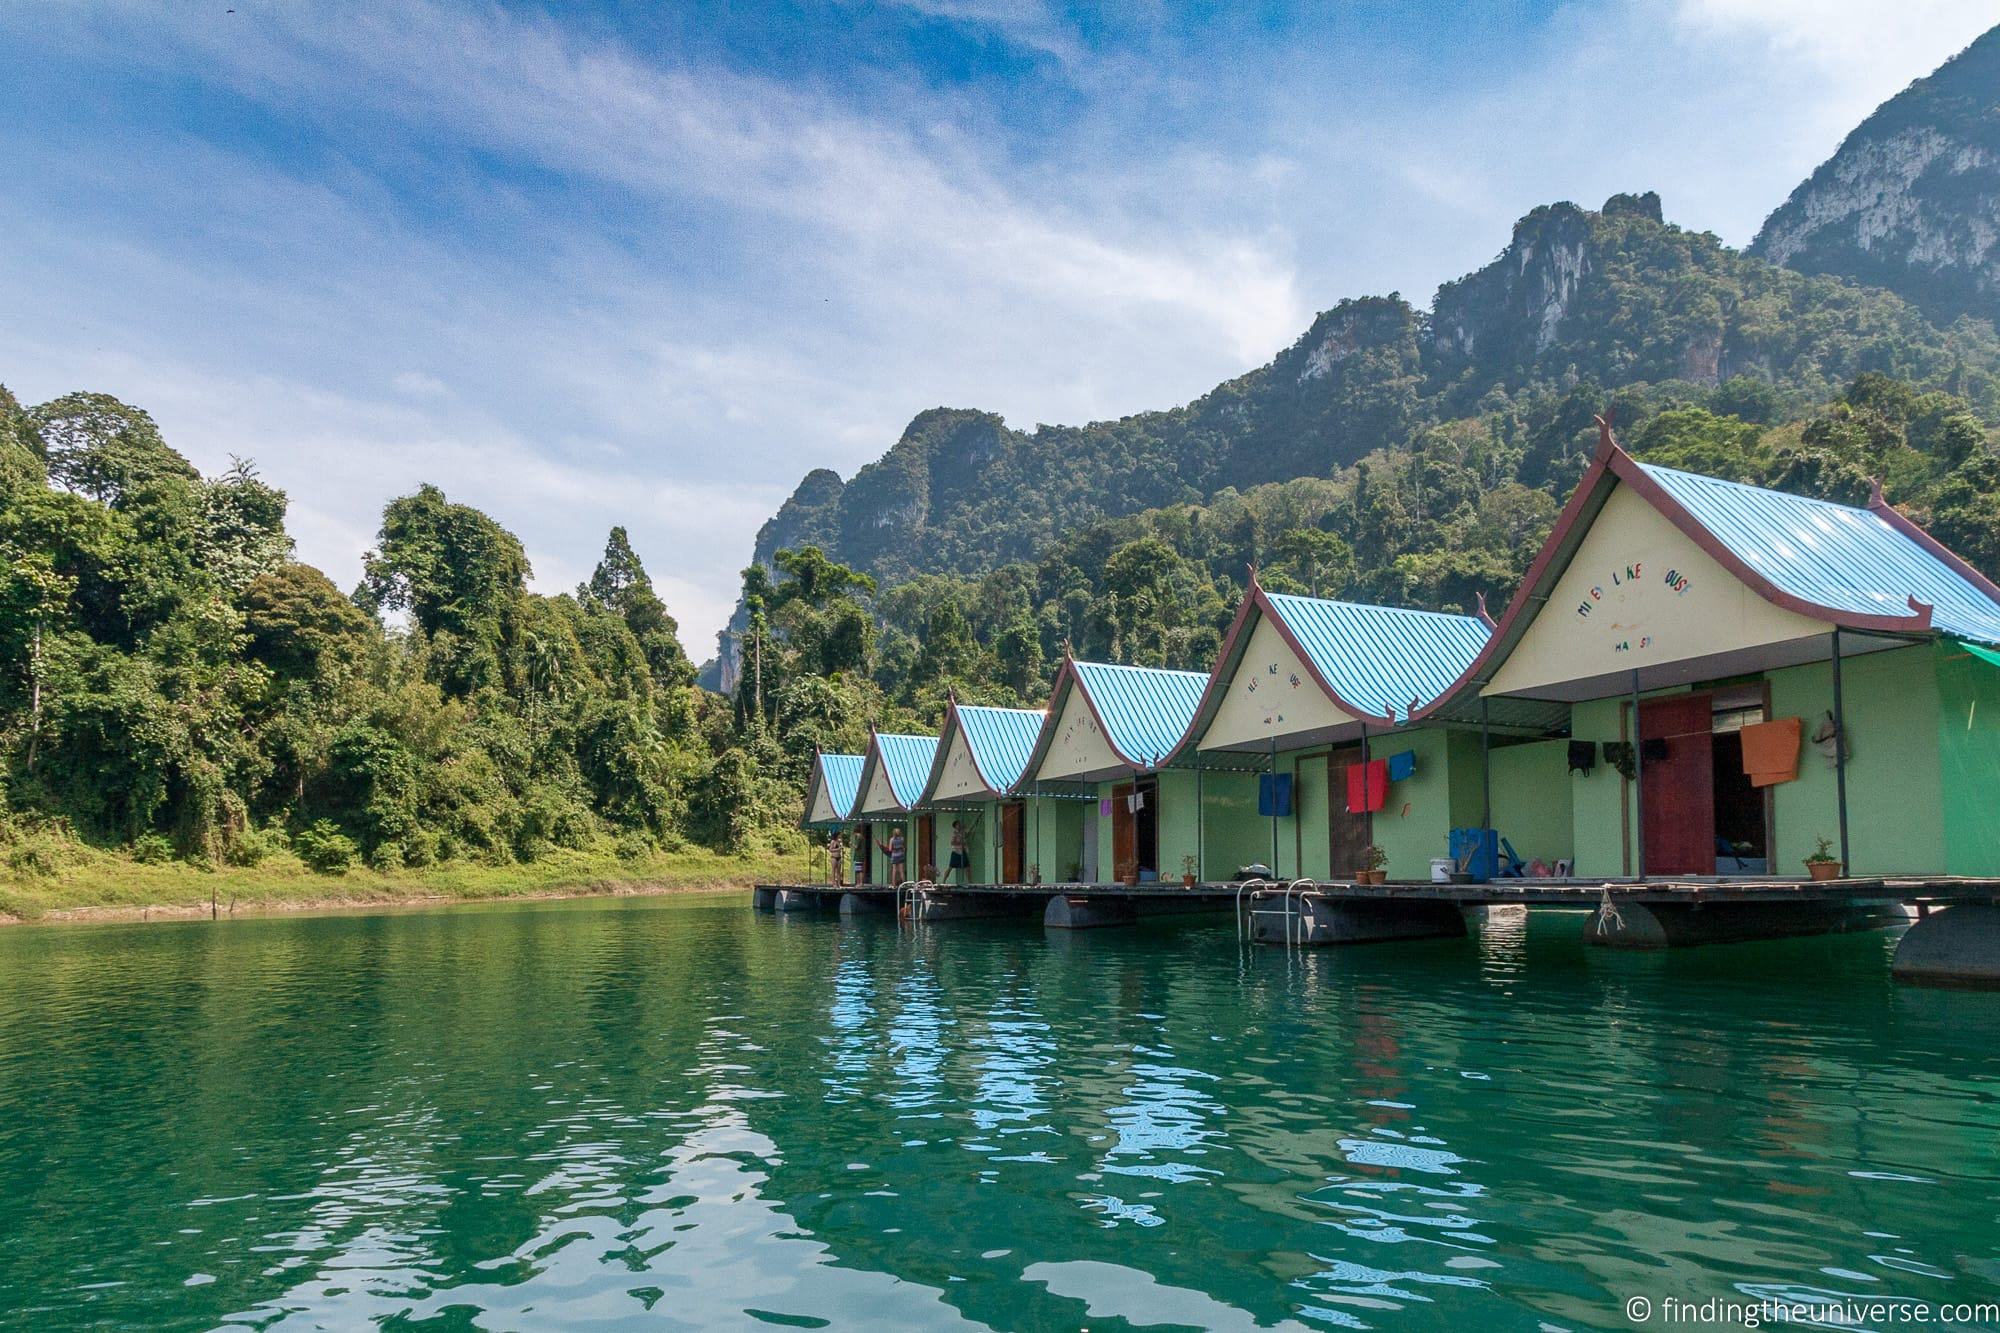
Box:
[756,876,2000,907]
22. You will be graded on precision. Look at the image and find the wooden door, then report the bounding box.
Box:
[1110,782,1136,879]
[1000,802,1026,882]
[1326,746,1371,876]
[916,816,936,879]
[855,823,872,884]
[1638,693,1715,876]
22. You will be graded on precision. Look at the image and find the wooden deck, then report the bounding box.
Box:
[756,876,2000,907]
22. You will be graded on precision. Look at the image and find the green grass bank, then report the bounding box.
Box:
[0,842,803,925]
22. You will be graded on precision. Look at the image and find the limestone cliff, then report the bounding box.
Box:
[1753,25,2000,330]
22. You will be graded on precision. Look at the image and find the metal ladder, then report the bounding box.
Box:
[1240,879,1320,947]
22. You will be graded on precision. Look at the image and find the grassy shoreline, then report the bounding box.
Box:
[0,844,804,926]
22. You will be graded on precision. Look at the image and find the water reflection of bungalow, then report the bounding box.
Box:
[851,730,939,884]
[915,699,1047,884]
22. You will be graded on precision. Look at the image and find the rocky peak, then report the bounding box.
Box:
[1751,24,2000,329]
[1430,200,1597,368]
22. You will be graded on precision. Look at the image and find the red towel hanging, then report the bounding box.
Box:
[1345,758,1388,814]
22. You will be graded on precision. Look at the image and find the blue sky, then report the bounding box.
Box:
[1,1,1992,660]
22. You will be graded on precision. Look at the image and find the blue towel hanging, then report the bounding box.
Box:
[1386,749,1417,782]
[1257,772,1293,817]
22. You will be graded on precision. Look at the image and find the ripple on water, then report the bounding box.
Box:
[0,898,1993,1330]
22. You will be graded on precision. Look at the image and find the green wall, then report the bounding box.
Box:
[1024,794,1087,883]
[1560,643,1950,879]
[1368,728,1482,881]
[1769,645,1943,876]
[1936,640,2000,875]
[1570,695,1638,878]
[1490,738,1574,867]
[1191,768,1269,880]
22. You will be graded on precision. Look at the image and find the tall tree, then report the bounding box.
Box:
[584,526,693,691]
[359,484,528,694]
[29,392,197,507]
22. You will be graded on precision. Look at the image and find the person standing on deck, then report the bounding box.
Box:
[827,831,846,886]
[878,828,907,883]
[852,834,868,885]
[948,819,970,886]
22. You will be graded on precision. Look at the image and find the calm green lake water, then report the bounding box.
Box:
[1,894,1997,1331]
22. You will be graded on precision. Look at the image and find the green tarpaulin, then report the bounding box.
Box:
[1958,639,2000,670]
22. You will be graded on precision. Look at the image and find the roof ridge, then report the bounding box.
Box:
[1636,459,1882,518]
[1265,591,1489,624]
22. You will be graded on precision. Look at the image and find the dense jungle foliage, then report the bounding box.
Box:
[0,386,808,880]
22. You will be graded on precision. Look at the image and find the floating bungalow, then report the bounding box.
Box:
[801,749,864,880]
[1169,583,1504,881]
[915,699,1047,884]
[1017,657,1210,883]
[849,730,940,884]
[1409,425,2000,885]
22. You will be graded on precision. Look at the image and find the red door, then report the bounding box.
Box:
[1638,693,1714,877]
[916,816,936,880]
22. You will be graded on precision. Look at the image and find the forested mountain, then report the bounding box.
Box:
[1753,23,2000,331]
[714,180,2000,686]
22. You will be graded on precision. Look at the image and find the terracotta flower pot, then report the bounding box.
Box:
[1354,869,1386,885]
[1182,874,1197,888]
[1806,860,1842,881]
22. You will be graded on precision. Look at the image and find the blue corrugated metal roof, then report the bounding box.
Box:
[875,733,939,809]
[1265,594,1490,723]
[1641,464,2000,646]
[1072,661,1208,768]
[955,706,1045,791]
[816,753,863,822]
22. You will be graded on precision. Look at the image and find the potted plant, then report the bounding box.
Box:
[1355,845,1389,885]
[1181,854,1199,889]
[1804,836,1842,882]
[1116,857,1140,887]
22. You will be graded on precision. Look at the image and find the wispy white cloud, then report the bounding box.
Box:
[1,0,1991,660]
[875,0,1085,64]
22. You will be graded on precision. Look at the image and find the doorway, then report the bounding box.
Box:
[1633,689,1775,876]
[1710,698,1772,873]
[916,815,936,881]
[1638,693,1714,876]
[1000,801,1026,882]
[1109,778,1160,878]
[1326,745,1371,877]
[853,822,873,884]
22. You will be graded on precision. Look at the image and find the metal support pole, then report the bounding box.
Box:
[1195,750,1205,883]
[1831,628,1851,875]
[1033,782,1042,883]
[1480,695,1492,833]
[1268,734,1279,878]
[1631,668,1645,880]
[1360,722,1373,848]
